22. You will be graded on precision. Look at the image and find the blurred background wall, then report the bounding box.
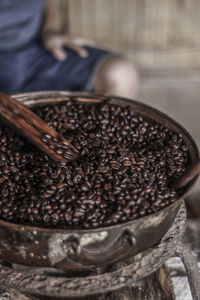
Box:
[61,0,200,72]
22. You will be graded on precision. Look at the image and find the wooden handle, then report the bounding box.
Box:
[175,159,200,189]
[0,91,78,162]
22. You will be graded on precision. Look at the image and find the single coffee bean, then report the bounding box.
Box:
[1,189,9,197]
[123,160,132,167]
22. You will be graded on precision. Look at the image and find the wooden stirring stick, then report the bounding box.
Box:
[0,91,78,163]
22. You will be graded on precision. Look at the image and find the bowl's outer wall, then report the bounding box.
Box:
[0,91,198,271]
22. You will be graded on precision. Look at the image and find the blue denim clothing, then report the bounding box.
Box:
[0,0,47,51]
[0,0,114,93]
[0,41,113,93]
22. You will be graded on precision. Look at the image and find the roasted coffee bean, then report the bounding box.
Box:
[0,100,190,229]
[0,177,6,184]
[56,183,65,190]
[98,166,109,173]
[123,160,132,167]
[1,189,9,197]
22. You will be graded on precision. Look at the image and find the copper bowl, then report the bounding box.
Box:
[0,91,199,272]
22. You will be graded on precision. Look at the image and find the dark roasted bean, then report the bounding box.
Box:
[123,160,132,167]
[56,183,65,190]
[0,100,190,229]
[1,189,8,197]
[98,166,109,173]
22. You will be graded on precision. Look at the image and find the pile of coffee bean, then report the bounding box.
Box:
[0,100,190,228]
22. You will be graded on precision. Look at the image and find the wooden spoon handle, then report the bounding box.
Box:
[0,91,78,162]
[175,159,200,189]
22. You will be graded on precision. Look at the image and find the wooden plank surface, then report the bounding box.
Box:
[61,0,200,70]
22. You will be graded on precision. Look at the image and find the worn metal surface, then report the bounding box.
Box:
[0,199,180,271]
[0,91,198,272]
[0,202,198,300]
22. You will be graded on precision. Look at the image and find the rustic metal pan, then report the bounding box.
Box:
[0,91,199,272]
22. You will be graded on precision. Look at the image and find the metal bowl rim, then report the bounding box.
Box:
[0,90,198,233]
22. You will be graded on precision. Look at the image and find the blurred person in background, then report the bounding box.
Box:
[0,0,138,98]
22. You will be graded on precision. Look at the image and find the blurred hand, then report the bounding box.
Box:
[42,32,96,61]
